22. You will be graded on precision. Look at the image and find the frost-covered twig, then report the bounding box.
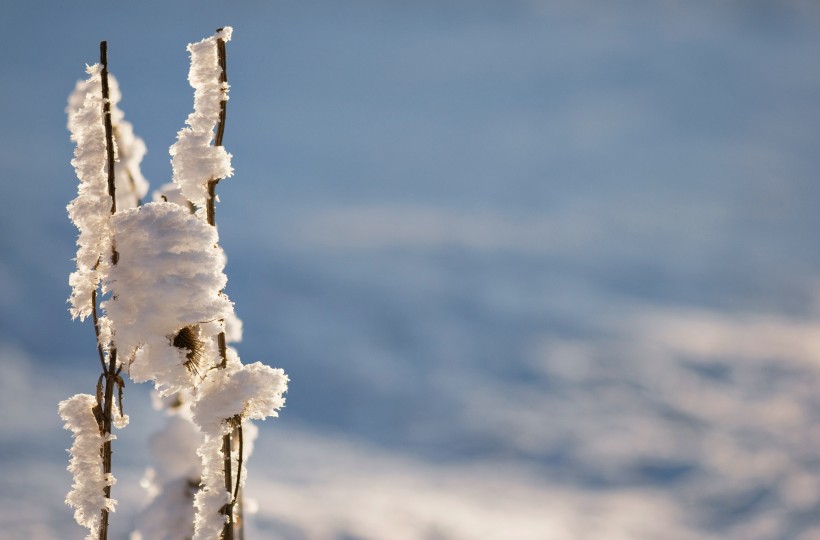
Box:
[98,40,123,540]
[208,30,240,540]
[168,28,288,539]
[190,355,287,540]
[59,394,114,540]
[64,40,148,540]
[170,27,239,538]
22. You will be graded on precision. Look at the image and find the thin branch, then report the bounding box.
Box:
[215,29,228,148]
[98,40,122,540]
[221,432,234,540]
[232,424,243,504]
[207,29,228,227]
[91,287,106,374]
[205,29,237,540]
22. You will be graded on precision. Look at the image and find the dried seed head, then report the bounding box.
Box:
[172,325,205,378]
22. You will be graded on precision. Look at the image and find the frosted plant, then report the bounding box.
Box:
[62,42,137,540]
[166,27,288,539]
[131,311,243,540]
[62,30,288,540]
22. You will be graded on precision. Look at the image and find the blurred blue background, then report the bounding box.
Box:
[3,1,820,538]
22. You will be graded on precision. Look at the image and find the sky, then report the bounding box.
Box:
[3,1,820,538]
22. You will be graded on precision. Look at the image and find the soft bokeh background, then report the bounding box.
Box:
[3,1,820,538]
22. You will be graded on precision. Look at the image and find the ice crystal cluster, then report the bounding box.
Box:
[58,394,114,539]
[61,27,288,539]
[103,202,233,394]
[66,64,111,322]
[170,27,234,209]
[58,394,129,539]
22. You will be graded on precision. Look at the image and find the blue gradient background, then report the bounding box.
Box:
[3,1,820,538]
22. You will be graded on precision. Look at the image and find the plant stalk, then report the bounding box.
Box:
[207,29,242,540]
[98,40,122,540]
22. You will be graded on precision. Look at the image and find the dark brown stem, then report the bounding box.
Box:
[207,179,217,229]
[208,30,237,540]
[233,424,245,540]
[215,30,228,148]
[101,43,116,216]
[91,287,106,374]
[221,432,234,540]
[232,424,243,504]
[98,40,122,540]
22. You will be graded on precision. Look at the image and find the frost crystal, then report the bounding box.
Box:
[67,66,150,320]
[192,358,288,436]
[190,350,287,538]
[59,394,117,539]
[170,27,234,208]
[66,64,111,321]
[103,202,233,393]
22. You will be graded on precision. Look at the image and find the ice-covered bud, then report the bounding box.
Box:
[102,202,234,394]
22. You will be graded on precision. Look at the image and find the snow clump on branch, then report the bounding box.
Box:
[66,64,111,321]
[192,358,289,436]
[67,66,151,320]
[170,27,233,208]
[102,202,234,394]
[59,394,125,539]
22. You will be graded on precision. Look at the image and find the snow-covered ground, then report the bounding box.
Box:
[3,1,820,538]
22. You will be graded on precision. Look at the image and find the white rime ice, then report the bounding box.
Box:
[67,66,150,320]
[102,202,233,394]
[170,27,234,208]
[193,435,231,540]
[66,64,111,321]
[59,394,120,539]
[105,75,150,210]
[192,358,289,436]
[165,27,289,537]
[191,348,288,540]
